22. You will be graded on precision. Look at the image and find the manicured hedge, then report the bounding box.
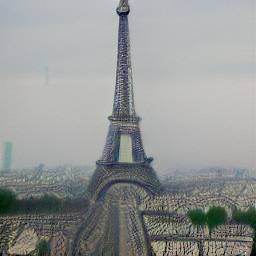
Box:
[0,188,89,215]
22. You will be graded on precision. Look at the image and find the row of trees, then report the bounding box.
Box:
[187,206,227,234]
[187,206,256,256]
[0,188,89,215]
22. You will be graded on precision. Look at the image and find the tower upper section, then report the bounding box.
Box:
[98,0,152,165]
[110,0,138,123]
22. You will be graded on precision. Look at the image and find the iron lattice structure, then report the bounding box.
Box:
[89,0,161,200]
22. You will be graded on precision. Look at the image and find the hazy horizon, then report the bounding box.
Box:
[0,0,255,174]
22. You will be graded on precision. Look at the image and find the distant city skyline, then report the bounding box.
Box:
[0,0,255,173]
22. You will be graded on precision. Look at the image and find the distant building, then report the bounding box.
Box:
[2,142,13,170]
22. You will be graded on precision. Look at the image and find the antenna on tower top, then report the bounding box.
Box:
[117,0,130,15]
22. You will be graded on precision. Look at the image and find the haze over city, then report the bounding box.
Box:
[0,0,255,173]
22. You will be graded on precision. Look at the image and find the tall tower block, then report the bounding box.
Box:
[88,0,161,200]
[2,142,13,171]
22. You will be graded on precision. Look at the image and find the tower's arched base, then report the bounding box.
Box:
[88,163,162,201]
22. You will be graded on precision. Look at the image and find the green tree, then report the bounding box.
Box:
[246,207,256,228]
[206,206,227,234]
[187,209,207,256]
[35,239,51,256]
[233,207,256,256]
[0,188,16,214]
[34,194,63,213]
[188,209,206,227]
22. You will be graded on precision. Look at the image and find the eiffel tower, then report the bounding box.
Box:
[72,1,161,255]
[88,0,161,201]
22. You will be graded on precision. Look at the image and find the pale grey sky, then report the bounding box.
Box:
[0,0,255,173]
